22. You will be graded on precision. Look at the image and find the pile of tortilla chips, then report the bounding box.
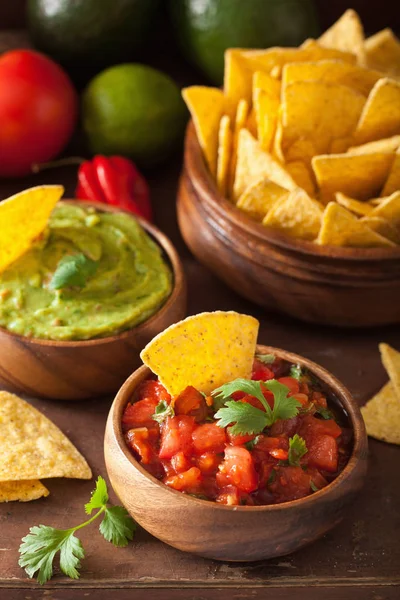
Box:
[183,10,400,248]
[361,344,400,445]
[0,392,92,502]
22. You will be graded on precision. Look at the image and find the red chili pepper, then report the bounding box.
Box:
[109,156,152,221]
[76,161,107,202]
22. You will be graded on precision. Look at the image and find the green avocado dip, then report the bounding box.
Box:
[0,204,172,341]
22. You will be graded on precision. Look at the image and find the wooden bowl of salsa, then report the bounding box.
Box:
[104,345,368,561]
[0,201,186,400]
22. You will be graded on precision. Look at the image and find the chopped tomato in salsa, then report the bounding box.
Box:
[122,357,352,506]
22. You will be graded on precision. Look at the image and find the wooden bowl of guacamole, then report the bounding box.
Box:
[0,201,186,400]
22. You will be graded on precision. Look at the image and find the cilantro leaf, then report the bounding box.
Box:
[244,435,262,451]
[49,253,98,290]
[255,353,275,364]
[152,399,174,424]
[85,475,108,514]
[214,401,269,436]
[212,379,271,414]
[310,481,319,493]
[100,506,136,547]
[265,379,302,421]
[59,533,85,580]
[315,406,334,420]
[288,434,308,466]
[290,364,302,380]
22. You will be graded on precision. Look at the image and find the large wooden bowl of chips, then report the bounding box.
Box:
[177,122,400,327]
[0,201,186,401]
[104,344,368,562]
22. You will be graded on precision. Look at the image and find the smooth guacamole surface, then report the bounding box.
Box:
[0,204,172,340]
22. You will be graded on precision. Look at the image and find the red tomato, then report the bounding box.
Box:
[192,423,227,455]
[218,446,258,493]
[170,451,192,473]
[252,359,275,382]
[173,386,208,422]
[269,466,311,503]
[306,435,338,472]
[137,380,171,404]
[269,417,299,437]
[226,427,255,446]
[278,377,300,395]
[299,415,342,440]
[159,416,195,459]
[195,452,222,474]
[0,50,78,177]
[122,398,159,431]
[164,466,202,492]
[125,428,157,465]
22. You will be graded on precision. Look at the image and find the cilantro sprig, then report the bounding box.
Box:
[289,364,302,380]
[288,434,308,466]
[213,379,302,436]
[49,253,98,290]
[255,353,275,364]
[152,399,175,424]
[18,477,136,585]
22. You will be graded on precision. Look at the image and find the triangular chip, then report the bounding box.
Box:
[272,117,285,163]
[253,71,281,153]
[140,312,259,396]
[228,99,250,197]
[0,185,63,273]
[312,152,394,203]
[182,86,225,177]
[246,107,257,137]
[360,216,400,244]
[380,344,400,400]
[361,382,400,445]
[216,115,232,197]
[285,139,317,166]
[329,137,353,154]
[285,161,316,197]
[354,78,400,145]
[348,135,400,156]
[237,177,289,221]
[370,191,400,226]
[364,29,400,78]
[381,151,400,196]
[281,80,365,155]
[233,129,296,201]
[0,392,92,481]
[316,202,395,247]
[262,187,323,241]
[0,480,49,502]
[318,9,365,64]
[335,192,373,217]
[223,50,254,114]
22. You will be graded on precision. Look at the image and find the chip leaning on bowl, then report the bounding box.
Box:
[182,9,400,249]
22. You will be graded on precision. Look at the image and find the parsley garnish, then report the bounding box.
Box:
[18,477,135,585]
[310,481,319,493]
[152,400,174,423]
[213,379,301,436]
[288,434,308,466]
[255,353,275,364]
[49,253,98,290]
[315,406,334,420]
[289,364,302,380]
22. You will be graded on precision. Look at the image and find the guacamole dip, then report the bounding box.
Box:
[0,204,172,340]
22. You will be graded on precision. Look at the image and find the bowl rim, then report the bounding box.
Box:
[0,199,184,347]
[184,120,400,262]
[108,343,367,512]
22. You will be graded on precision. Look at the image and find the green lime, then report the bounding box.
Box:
[82,64,187,167]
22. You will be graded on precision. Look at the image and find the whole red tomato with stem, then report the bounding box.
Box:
[0,50,78,178]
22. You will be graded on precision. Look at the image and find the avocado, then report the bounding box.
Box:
[170,0,320,84]
[27,0,161,67]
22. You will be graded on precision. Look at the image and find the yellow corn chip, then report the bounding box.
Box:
[223,50,254,113]
[360,216,400,244]
[285,161,316,197]
[316,202,395,247]
[380,343,400,399]
[318,9,365,64]
[364,29,400,78]
[335,192,374,216]
[233,129,296,201]
[329,137,353,154]
[0,185,63,273]
[237,177,289,221]
[140,311,259,396]
[282,60,380,96]
[381,151,400,196]
[182,86,225,177]
[229,99,250,197]
[285,139,317,165]
[281,81,365,155]
[0,480,49,502]
[272,117,285,163]
[253,71,281,152]
[246,107,258,137]
[361,382,400,445]
[370,191,400,226]
[348,135,400,155]
[369,197,385,206]
[216,115,232,197]
[312,152,394,203]
[0,392,92,481]
[262,187,323,241]
[354,78,400,145]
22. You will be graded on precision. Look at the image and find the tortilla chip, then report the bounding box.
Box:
[0,392,92,481]
[369,197,385,206]
[281,81,365,155]
[237,177,289,221]
[0,186,63,273]
[348,135,400,156]
[182,86,225,177]
[300,39,357,64]
[370,191,400,226]
[354,78,400,145]
[0,480,49,502]
[223,50,253,112]
[364,29,400,78]
[360,216,400,244]
[229,99,250,197]
[233,129,296,201]
[381,151,400,196]
[285,139,317,166]
[335,192,374,217]
[140,312,259,396]
[246,107,257,137]
[282,59,380,96]
[329,137,353,154]
[361,382,400,445]
[316,202,395,247]
[253,71,281,153]
[380,344,400,399]
[272,117,285,163]
[285,161,316,197]
[312,152,394,203]
[262,187,323,241]
[216,115,232,197]
[318,9,365,64]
